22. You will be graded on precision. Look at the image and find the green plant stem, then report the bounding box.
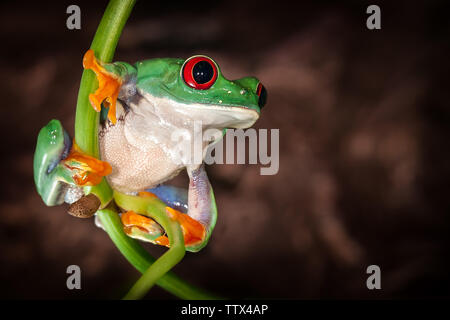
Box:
[72,0,219,300]
[113,192,185,300]
[123,220,184,300]
[74,0,136,206]
[75,0,136,157]
[97,209,218,299]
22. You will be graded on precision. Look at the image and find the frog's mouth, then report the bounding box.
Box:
[176,103,260,129]
[131,89,260,130]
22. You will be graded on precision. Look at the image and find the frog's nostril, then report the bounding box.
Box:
[257,83,267,109]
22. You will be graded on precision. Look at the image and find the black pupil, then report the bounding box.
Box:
[192,61,214,84]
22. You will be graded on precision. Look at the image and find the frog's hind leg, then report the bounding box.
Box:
[145,185,201,247]
[147,170,217,253]
[120,188,208,250]
[183,165,218,252]
[146,185,189,213]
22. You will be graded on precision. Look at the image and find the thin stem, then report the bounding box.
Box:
[123,208,185,300]
[74,0,136,205]
[75,0,136,157]
[112,191,187,299]
[97,209,218,299]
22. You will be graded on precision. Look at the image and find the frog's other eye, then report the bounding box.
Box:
[182,56,217,90]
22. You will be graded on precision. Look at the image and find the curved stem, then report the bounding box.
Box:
[75,0,135,157]
[97,209,218,299]
[113,191,185,299]
[74,0,135,205]
[123,209,185,299]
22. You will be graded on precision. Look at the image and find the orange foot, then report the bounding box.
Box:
[83,49,122,124]
[155,207,206,247]
[121,210,163,241]
[121,205,206,247]
[63,141,112,186]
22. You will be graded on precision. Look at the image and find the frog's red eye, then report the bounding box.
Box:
[182,56,217,90]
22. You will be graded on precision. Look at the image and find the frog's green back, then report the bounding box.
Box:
[132,57,261,113]
[134,58,184,97]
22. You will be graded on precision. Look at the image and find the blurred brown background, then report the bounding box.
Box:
[0,0,449,299]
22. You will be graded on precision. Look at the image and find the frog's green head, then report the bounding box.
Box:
[135,55,267,129]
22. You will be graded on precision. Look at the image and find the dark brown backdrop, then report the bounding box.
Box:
[0,0,449,299]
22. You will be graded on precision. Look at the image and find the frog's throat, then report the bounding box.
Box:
[135,89,260,130]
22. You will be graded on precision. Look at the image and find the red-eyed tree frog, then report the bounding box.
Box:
[34,50,266,252]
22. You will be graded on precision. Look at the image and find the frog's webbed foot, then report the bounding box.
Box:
[158,207,206,247]
[83,49,122,124]
[123,165,217,252]
[121,207,206,248]
[62,141,112,186]
[120,191,206,249]
[121,210,165,243]
[120,191,164,242]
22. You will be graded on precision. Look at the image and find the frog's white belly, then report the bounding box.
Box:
[98,89,258,193]
[99,117,184,193]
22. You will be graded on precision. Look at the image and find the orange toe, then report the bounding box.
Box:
[166,207,206,246]
[83,49,122,124]
[121,210,158,233]
[63,141,111,186]
[155,235,170,246]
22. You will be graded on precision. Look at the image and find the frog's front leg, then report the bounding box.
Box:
[83,49,136,124]
[34,119,112,216]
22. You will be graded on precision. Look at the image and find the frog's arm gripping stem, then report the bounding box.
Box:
[83,49,137,124]
[34,50,135,212]
[33,119,111,217]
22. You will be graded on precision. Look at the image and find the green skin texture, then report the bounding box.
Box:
[34,56,262,253]
[33,119,75,206]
